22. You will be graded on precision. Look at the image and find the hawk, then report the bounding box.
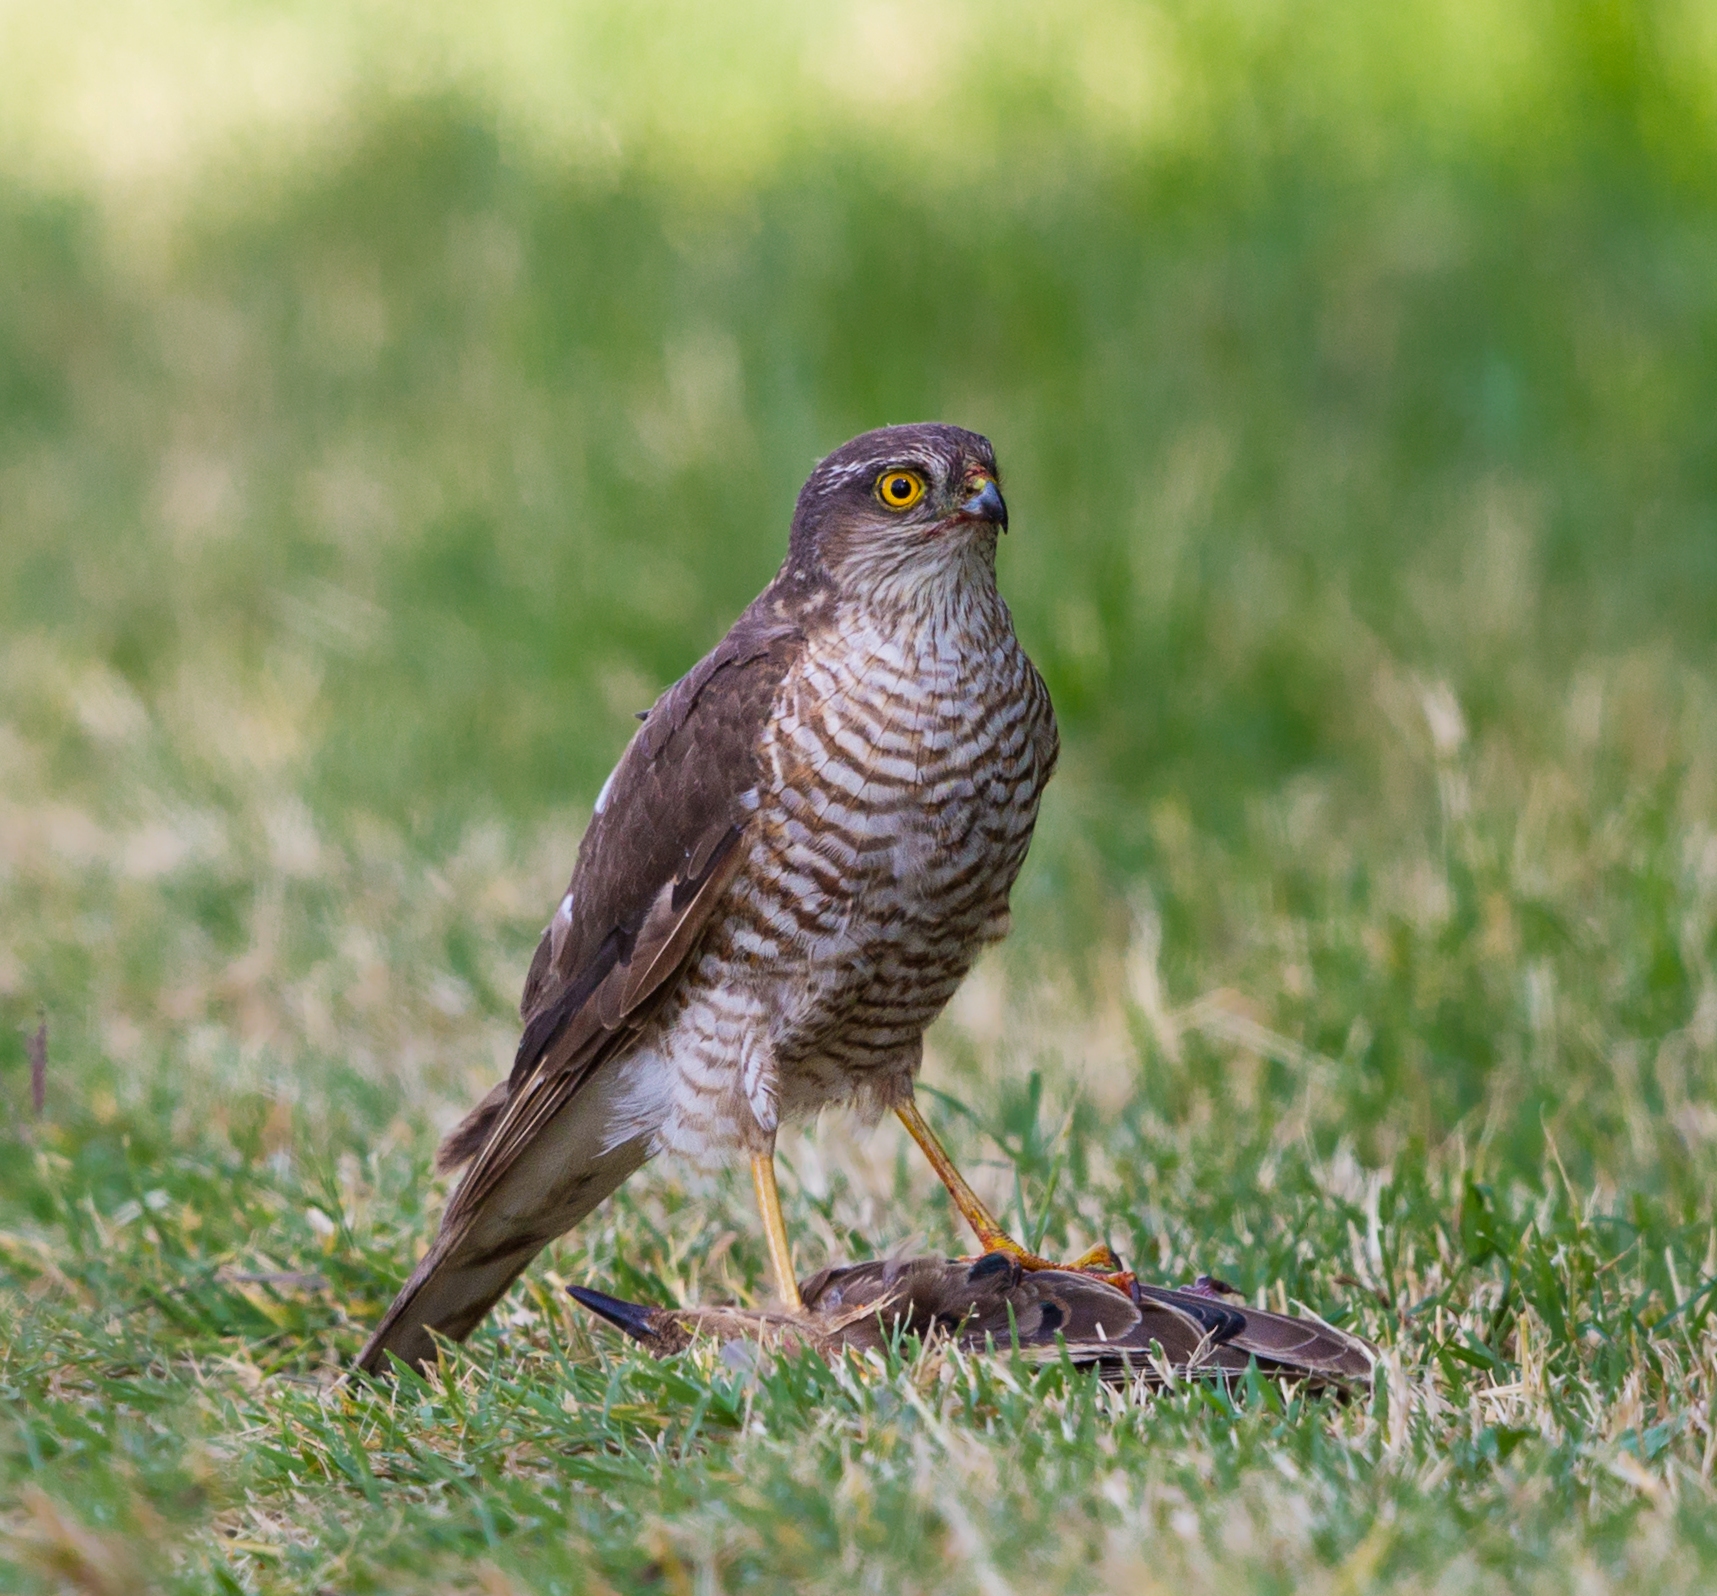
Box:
[358,423,1123,1374]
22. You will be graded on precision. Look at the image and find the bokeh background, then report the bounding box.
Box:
[4,3,1717,1590]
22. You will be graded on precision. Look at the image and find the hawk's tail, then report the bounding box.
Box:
[353,1215,541,1376]
[355,1132,649,1376]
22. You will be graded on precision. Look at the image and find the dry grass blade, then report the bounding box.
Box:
[26,1017,46,1119]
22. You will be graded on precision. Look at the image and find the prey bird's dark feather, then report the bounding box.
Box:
[569,1255,1377,1392]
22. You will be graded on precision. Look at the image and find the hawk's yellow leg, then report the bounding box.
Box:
[894,1100,1133,1290]
[750,1152,804,1311]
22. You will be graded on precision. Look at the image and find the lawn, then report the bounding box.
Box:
[4,2,1717,1590]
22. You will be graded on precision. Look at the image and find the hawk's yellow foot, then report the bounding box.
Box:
[894,1101,1137,1299]
[750,1151,803,1312]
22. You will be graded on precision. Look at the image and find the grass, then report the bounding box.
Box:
[3,1,1717,1589]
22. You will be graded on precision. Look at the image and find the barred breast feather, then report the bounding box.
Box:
[620,579,1058,1164]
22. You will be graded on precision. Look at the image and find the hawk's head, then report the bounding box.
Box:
[784,423,1008,602]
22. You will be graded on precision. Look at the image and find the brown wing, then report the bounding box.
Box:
[799,1254,1157,1355]
[1133,1282,1377,1384]
[435,598,805,1225]
[800,1257,1376,1387]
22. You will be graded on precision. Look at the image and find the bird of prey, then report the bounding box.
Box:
[568,1255,1377,1393]
[358,423,1118,1375]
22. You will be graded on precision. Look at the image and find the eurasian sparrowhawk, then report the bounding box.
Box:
[358,423,1128,1374]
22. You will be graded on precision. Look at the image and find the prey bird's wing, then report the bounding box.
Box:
[356,602,804,1373]
[798,1257,1376,1389]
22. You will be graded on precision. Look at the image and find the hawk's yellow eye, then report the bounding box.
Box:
[876,469,927,510]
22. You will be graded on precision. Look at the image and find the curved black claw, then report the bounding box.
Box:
[567,1284,663,1344]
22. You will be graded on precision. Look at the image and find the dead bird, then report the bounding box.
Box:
[568,1253,1375,1392]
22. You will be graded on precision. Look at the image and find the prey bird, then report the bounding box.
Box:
[568,1254,1377,1393]
[359,423,1118,1376]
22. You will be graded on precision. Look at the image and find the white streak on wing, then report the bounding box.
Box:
[595,759,622,815]
[549,891,575,964]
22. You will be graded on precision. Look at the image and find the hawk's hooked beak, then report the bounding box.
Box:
[959,477,1009,532]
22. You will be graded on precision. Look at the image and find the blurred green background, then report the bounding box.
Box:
[3,3,1717,1586]
[4,0,1714,1181]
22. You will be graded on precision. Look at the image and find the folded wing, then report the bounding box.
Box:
[355,606,804,1373]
